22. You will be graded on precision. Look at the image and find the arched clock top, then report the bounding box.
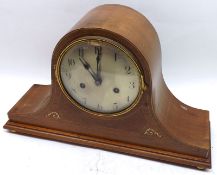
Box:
[4,4,211,169]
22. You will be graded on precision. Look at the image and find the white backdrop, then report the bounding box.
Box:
[0,0,217,175]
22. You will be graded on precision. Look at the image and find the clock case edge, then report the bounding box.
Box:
[3,4,211,169]
[4,113,211,169]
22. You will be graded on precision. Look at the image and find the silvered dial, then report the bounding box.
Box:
[59,37,143,115]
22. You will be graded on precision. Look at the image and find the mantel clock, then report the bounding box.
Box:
[4,4,211,169]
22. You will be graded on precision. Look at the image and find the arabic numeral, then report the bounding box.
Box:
[95,46,102,55]
[81,97,86,105]
[79,47,84,57]
[71,88,76,93]
[68,58,75,66]
[114,52,117,61]
[113,102,118,110]
[65,72,71,79]
[129,82,135,89]
[97,104,103,111]
[125,65,131,74]
[127,96,130,102]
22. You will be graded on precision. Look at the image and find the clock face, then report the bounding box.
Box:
[58,37,143,116]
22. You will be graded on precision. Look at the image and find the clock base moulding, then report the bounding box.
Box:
[4,4,211,169]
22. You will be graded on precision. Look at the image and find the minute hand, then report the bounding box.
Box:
[96,47,102,84]
[96,54,101,78]
[79,57,98,81]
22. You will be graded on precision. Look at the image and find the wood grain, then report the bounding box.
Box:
[4,4,211,169]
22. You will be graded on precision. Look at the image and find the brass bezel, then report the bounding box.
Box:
[56,36,146,117]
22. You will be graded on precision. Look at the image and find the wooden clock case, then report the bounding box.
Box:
[4,4,211,169]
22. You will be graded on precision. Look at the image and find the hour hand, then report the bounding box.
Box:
[79,56,98,82]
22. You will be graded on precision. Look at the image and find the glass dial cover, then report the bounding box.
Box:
[59,37,142,115]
